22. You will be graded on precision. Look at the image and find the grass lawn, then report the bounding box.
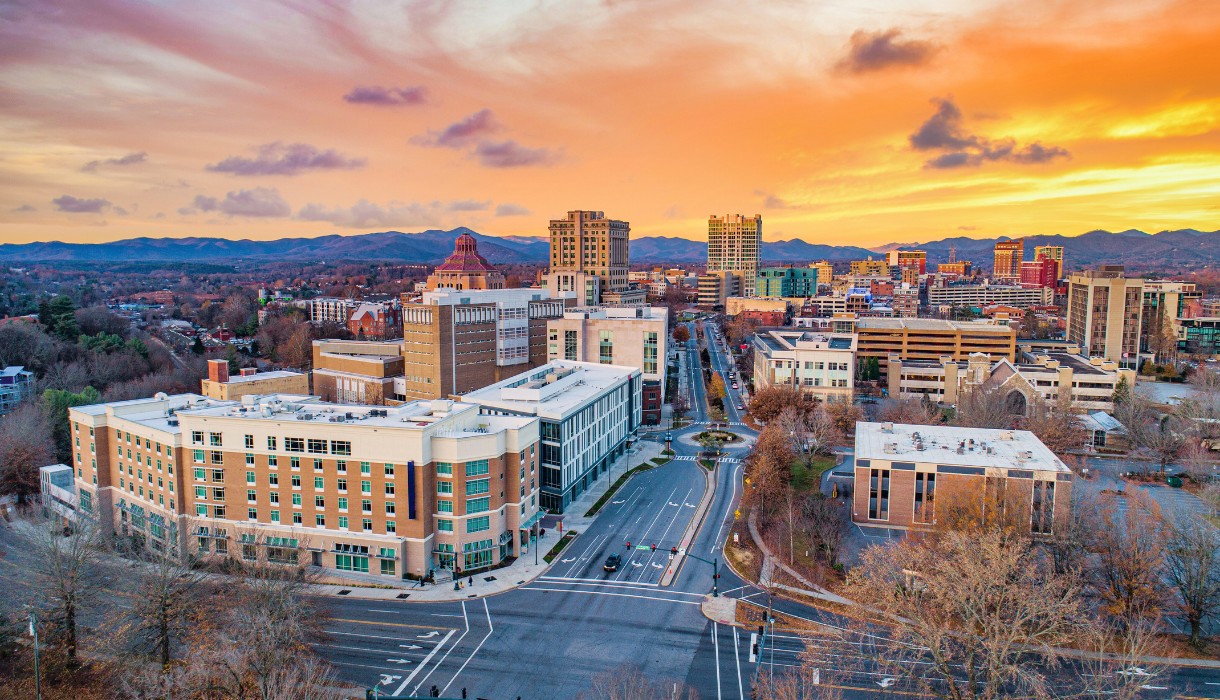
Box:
[791,455,837,494]
[544,531,578,563]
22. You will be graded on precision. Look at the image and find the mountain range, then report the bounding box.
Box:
[0,227,1215,268]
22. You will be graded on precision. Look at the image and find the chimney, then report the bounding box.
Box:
[240,368,257,377]
[208,359,229,384]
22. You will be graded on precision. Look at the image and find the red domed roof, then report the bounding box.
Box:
[434,232,498,272]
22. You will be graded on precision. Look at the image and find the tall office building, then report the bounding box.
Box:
[547,211,630,301]
[1066,266,1144,364]
[708,214,762,297]
[993,239,1024,281]
[1033,245,1064,280]
[886,250,927,276]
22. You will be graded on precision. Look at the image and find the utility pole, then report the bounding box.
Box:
[29,611,41,700]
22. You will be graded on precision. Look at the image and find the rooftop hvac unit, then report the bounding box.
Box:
[881,422,895,433]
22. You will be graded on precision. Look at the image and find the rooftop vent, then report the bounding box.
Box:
[881,422,895,433]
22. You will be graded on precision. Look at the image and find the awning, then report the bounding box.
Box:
[519,510,545,529]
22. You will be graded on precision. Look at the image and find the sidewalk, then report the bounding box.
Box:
[306,438,666,601]
[747,510,854,606]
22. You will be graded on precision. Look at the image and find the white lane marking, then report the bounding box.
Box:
[400,644,423,650]
[431,613,464,618]
[391,627,457,697]
[535,578,700,595]
[713,621,723,700]
[519,586,702,605]
[410,602,470,696]
[615,483,683,582]
[387,658,412,665]
[733,625,744,699]
[416,631,440,639]
[440,599,495,698]
[560,558,576,563]
[538,574,661,587]
[368,609,400,614]
[311,642,409,655]
[330,630,437,643]
[711,462,742,554]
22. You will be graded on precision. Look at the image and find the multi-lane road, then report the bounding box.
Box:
[312,321,1220,699]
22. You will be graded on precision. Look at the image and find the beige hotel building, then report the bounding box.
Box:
[69,392,542,580]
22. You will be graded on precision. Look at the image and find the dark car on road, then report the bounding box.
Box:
[603,554,622,572]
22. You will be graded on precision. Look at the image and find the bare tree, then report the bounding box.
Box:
[0,404,57,506]
[1117,399,1190,473]
[1047,490,1102,576]
[844,529,1083,700]
[950,386,1015,429]
[125,546,210,670]
[774,403,839,466]
[1022,395,1086,456]
[1091,491,1167,631]
[30,515,105,660]
[878,396,943,426]
[578,663,698,700]
[803,494,847,568]
[1163,515,1220,648]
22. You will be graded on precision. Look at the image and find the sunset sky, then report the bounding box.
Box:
[1,0,1218,248]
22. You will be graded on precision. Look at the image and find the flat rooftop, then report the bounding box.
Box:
[855,421,1070,473]
[71,393,237,434]
[856,318,1012,333]
[460,360,636,420]
[220,370,304,384]
[183,394,526,432]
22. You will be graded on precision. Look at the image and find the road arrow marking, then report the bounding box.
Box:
[610,500,625,504]
[416,631,439,639]
[878,678,897,688]
[632,561,644,567]
[684,503,696,507]
[387,658,412,665]
[560,558,576,563]
[668,502,680,507]
[379,675,402,686]
[651,563,663,569]
[399,644,422,650]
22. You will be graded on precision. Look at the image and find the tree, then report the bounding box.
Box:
[30,516,105,661]
[708,371,727,402]
[774,403,838,466]
[823,401,862,443]
[1111,375,1133,407]
[672,325,690,344]
[41,295,80,341]
[0,404,56,505]
[125,546,209,670]
[749,386,808,423]
[844,529,1084,700]
[803,494,847,568]
[1092,491,1167,631]
[744,425,796,513]
[42,385,102,463]
[1021,394,1085,456]
[1163,515,1220,648]
[878,397,942,426]
[950,386,1015,429]
[1120,401,1189,473]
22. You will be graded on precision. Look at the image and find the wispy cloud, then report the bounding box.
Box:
[297,199,438,229]
[837,29,937,73]
[82,151,147,173]
[412,109,500,149]
[182,188,290,217]
[495,203,531,216]
[447,199,491,212]
[755,189,794,209]
[910,98,1069,169]
[53,195,110,213]
[343,85,427,106]
[474,140,558,168]
[12,204,37,213]
[206,143,366,176]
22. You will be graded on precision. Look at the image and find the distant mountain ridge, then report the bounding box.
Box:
[0,227,1215,268]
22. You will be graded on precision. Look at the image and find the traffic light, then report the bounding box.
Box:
[650,543,657,552]
[670,546,678,556]
[625,541,631,550]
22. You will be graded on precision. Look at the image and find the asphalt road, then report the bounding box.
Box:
[312,322,1220,699]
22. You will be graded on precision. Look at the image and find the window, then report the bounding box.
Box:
[362,500,372,513]
[466,497,490,514]
[386,502,396,515]
[291,474,301,488]
[191,431,204,445]
[315,514,325,527]
[193,467,205,481]
[285,437,304,452]
[209,433,222,447]
[338,497,348,510]
[564,330,578,360]
[437,519,453,532]
[193,449,205,464]
[244,435,254,449]
[437,500,453,513]
[868,468,889,521]
[465,460,489,476]
[383,463,394,477]
[336,460,347,473]
[271,510,280,523]
[360,461,371,475]
[290,457,300,470]
[195,486,207,500]
[315,496,325,508]
[213,505,226,519]
[381,559,395,576]
[268,455,278,468]
[436,462,453,476]
[466,479,489,496]
[362,518,372,532]
[437,482,453,495]
[643,331,658,374]
[386,520,396,533]
[212,487,225,501]
[269,473,279,486]
[267,436,277,450]
[210,451,223,465]
[1032,480,1056,535]
[211,469,224,482]
[307,438,326,454]
[338,516,348,529]
[292,494,302,506]
[270,492,279,505]
[598,330,613,364]
[467,516,490,533]
[247,489,257,502]
[335,553,369,573]
[247,507,257,520]
[385,482,395,496]
[196,504,207,517]
[337,478,347,492]
[246,471,256,484]
[331,441,351,456]
[914,472,935,524]
[312,459,323,471]
[293,512,302,524]
[314,476,324,490]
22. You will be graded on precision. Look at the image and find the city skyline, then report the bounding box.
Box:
[1,0,1218,247]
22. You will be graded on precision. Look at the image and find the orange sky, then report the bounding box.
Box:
[1,0,1218,248]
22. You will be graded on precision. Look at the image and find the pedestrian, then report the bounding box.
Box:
[454,579,460,591]
[468,575,473,587]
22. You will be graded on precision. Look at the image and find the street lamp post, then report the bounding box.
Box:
[29,611,40,700]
